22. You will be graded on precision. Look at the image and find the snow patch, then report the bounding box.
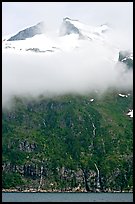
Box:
[118,93,128,98]
[127,109,133,118]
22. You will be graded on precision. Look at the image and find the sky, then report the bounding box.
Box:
[2,2,133,108]
[2,2,133,36]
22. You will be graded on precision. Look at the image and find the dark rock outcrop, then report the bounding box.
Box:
[118,50,133,69]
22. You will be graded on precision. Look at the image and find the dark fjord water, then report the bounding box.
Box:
[2,192,133,202]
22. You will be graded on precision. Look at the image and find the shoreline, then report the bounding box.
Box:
[2,189,133,193]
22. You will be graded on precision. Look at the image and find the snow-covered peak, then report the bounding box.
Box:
[60,17,81,36]
[60,17,110,41]
[2,17,132,64]
[63,17,109,33]
[7,21,46,41]
[63,17,79,22]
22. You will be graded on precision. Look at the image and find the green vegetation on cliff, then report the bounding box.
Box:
[2,90,133,192]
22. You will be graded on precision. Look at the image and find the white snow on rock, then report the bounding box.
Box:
[121,52,133,62]
[1,18,112,55]
[64,18,109,40]
[2,18,132,66]
[118,93,128,98]
[127,109,133,118]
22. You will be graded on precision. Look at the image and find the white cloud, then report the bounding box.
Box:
[2,36,133,107]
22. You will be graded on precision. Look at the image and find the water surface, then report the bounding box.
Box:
[2,192,133,202]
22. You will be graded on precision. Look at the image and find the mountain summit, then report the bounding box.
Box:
[59,17,109,40]
[2,17,133,67]
[7,21,46,41]
[59,17,81,36]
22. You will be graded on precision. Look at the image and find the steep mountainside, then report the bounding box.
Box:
[2,90,133,192]
[2,17,133,192]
